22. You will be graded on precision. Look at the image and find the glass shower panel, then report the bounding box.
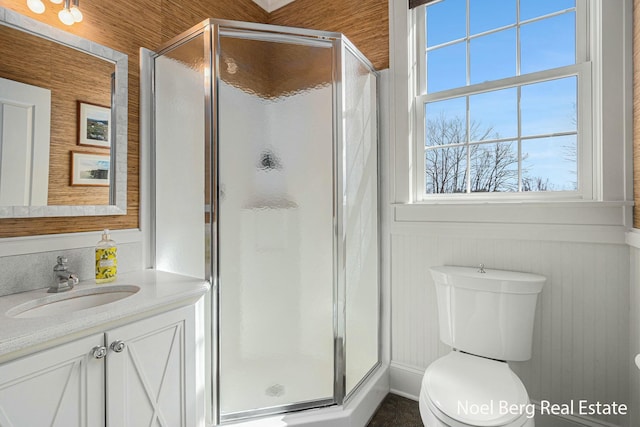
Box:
[217,33,335,416]
[154,34,207,279]
[343,46,379,396]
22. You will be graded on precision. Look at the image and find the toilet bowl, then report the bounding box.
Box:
[419,352,534,427]
[420,266,545,427]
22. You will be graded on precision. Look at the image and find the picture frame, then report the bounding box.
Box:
[77,101,111,148]
[70,151,111,187]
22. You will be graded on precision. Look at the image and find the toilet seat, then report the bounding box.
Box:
[420,352,531,427]
[422,395,531,427]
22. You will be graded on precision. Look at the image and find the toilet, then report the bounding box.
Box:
[420,266,545,427]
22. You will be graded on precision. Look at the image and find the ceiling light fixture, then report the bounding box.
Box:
[69,0,83,22]
[58,0,75,26]
[26,0,46,14]
[25,0,83,25]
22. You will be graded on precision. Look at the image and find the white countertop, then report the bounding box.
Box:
[0,269,209,358]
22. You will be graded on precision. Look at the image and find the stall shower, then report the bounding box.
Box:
[151,19,379,423]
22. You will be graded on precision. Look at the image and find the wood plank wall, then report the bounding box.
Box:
[0,0,389,238]
[269,0,389,70]
[160,0,267,43]
[634,0,640,228]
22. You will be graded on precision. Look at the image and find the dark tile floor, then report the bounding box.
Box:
[367,393,424,427]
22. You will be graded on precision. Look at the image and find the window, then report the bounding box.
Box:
[415,0,590,198]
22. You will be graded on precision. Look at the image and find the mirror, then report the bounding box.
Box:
[0,7,127,218]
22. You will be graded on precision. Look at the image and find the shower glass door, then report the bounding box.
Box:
[343,44,379,397]
[154,32,208,280]
[217,30,336,418]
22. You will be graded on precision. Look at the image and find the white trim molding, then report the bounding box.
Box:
[139,48,154,269]
[392,201,632,244]
[389,0,413,203]
[626,230,640,250]
[395,201,631,225]
[0,228,143,257]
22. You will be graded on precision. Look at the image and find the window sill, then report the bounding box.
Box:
[390,201,633,244]
[626,229,640,250]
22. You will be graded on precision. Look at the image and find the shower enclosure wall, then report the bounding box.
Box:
[151,19,379,424]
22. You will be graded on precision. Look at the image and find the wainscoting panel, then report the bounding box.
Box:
[391,233,630,427]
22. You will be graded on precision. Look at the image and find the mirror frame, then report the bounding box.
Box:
[0,7,127,218]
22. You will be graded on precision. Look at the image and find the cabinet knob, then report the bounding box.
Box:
[110,340,126,353]
[91,346,108,359]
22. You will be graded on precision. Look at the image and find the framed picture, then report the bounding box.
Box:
[77,101,111,148]
[70,151,110,187]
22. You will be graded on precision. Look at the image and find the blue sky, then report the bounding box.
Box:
[424,0,578,192]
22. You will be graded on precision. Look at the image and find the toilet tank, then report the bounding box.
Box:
[430,266,545,361]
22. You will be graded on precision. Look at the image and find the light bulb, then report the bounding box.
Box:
[50,0,63,4]
[70,5,83,22]
[27,0,46,14]
[58,8,74,25]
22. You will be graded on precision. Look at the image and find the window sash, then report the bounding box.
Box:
[416,0,589,96]
[415,63,592,200]
[425,8,577,52]
[413,0,592,201]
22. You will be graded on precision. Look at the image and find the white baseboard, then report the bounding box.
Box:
[389,361,422,401]
[389,361,623,427]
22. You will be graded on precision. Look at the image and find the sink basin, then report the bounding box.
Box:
[6,285,140,319]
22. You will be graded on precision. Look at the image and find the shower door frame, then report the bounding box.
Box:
[339,39,383,404]
[150,19,381,426]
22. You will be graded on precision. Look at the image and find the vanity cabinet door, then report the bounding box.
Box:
[105,304,200,427]
[0,333,105,427]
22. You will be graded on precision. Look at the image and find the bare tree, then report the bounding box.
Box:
[468,143,519,192]
[425,115,467,193]
[426,114,558,193]
[426,114,519,193]
[522,176,551,192]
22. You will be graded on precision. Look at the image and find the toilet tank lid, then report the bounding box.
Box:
[430,266,545,294]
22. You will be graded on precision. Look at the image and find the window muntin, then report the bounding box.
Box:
[425,0,577,94]
[426,0,466,47]
[423,75,579,194]
[417,0,587,198]
[519,0,575,21]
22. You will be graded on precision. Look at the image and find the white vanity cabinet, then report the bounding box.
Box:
[0,303,203,427]
[0,333,106,426]
[105,304,200,426]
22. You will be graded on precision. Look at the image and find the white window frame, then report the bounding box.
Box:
[412,0,594,202]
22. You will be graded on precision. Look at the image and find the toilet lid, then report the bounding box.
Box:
[423,352,530,426]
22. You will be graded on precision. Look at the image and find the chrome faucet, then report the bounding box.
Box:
[478,263,486,274]
[50,256,78,293]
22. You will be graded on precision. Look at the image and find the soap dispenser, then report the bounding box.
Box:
[95,229,117,283]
